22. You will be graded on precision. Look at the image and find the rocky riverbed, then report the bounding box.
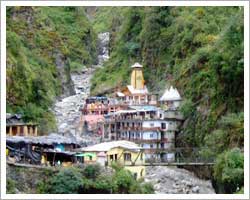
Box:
[145,166,215,194]
[53,32,110,145]
[53,67,97,144]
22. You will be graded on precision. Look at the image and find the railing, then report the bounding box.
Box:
[164,110,184,120]
[144,147,216,164]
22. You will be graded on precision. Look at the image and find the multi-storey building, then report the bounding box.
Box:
[101,63,183,162]
[103,105,178,161]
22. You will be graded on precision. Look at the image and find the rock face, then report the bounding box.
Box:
[145,166,215,194]
[55,51,75,98]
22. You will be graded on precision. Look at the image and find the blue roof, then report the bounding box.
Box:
[129,105,160,112]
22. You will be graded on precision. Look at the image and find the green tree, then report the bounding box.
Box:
[214,148,244,193]
[83,164,101,179]
[49,167,83,194]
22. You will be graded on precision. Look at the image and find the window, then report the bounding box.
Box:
[161,123,166,129]
[110,155,113,161]
[89,156,92,161]
[140,153,143,160]
[150,144,153,148]
[150,123,154,127]
[150,133,154,138]
[124,153,131,161]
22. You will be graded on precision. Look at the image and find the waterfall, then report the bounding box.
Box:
[97,32,110,66]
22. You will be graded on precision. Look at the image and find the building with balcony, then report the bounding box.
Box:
[103,105,177,162]
[75,140,145,179]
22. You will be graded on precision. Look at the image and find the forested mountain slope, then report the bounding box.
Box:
[6,7,97,133]
[6,6,244,193]
[90,7,244,193]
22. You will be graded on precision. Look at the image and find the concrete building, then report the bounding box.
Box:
[103,106,177,162]
[101,63,183,163]
[75,140,145,179]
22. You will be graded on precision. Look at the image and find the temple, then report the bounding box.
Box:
[116,63,157,105]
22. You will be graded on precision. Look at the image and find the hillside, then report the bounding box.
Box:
[6,6,244,194]
[6,7,97,133]
[90,7,244,193]
[90,6,244,149]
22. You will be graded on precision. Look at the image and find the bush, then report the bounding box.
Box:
[7,178,16,194]
[112,169,136,194]
[213,148,244,193]
[49,167,83,194]
[140,183,155,194]
[83,164,101,179]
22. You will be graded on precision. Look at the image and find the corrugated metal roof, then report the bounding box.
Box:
[6,133,79,145]
[129,105,160,112]
[76,140,142,152]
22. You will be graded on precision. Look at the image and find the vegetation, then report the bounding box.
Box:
[6,178,16,194]
[6,6,244,194]
[38,164,154,194]
[49,167,83,194]
[6,7,97,134]
[213,148,244,193]
[90,7,244,193]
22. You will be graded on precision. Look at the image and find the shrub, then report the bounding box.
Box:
[83,164,101,179]
[7,178,16,194]
[112,169,136,194]
[213,148,244,193]
[49,167,83,194]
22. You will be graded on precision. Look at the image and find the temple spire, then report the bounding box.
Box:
[130,63,145,90]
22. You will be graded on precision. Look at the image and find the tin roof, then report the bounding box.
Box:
[6,113,37,126]
[76,140,142,152]
[129,105,160,112]
[6,133,79,145]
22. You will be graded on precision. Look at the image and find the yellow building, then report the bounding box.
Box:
[75,140,145,179]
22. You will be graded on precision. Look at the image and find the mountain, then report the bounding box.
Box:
[90,7,244,193]
[6,7,97,133]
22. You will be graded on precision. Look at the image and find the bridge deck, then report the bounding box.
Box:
[143,162,214,166]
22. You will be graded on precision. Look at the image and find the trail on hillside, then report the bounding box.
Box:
[53,32,110,145]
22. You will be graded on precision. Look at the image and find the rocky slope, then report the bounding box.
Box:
[145,166,215,194]
[53,32,110,145]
